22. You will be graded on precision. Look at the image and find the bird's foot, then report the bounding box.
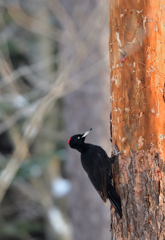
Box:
[113,146,122,156]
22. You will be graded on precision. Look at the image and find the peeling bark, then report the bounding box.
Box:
[109,0,165,239]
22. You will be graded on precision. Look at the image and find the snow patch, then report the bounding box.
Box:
[116,32,122,47]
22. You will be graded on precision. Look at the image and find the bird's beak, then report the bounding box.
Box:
[82,128,92,138]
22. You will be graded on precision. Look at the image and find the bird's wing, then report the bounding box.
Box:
[88,153,108,203]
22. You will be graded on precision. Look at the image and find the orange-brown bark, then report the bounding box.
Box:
[110,0,165,157]
[110,0,165,239]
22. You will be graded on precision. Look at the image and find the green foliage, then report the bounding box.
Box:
[0,219,44,239]
[16,150,64,180]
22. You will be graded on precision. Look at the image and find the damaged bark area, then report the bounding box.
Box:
[109,0,165,238]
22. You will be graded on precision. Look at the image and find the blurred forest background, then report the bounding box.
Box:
[0,0,111,240]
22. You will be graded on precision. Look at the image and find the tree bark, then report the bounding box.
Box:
[110,0,165,239]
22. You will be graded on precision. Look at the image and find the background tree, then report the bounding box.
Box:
[62,0,111,239]
[110,0,165,239]
[0,0,112,239]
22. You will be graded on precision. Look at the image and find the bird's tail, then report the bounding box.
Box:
[108,183,122,218]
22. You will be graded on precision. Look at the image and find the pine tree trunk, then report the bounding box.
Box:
[109,0,165,239]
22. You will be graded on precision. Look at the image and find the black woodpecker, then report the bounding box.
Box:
[68,128,122,218]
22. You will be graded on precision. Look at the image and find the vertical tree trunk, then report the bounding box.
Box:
[62,1,111,239]
[110,0,165,239]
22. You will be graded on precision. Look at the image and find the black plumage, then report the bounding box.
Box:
[68,128,122,218]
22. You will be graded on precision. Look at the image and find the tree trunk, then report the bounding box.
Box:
[109,0,165,239]
[62,1,111,239]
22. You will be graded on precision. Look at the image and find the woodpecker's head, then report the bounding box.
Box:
[68,128,92,151]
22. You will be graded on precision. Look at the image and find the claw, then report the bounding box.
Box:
[113,146,122,156]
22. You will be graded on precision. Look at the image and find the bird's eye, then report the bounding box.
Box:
[78,136,80,139]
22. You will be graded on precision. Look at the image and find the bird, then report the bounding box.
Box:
[68,128,122,218]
